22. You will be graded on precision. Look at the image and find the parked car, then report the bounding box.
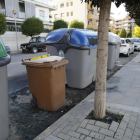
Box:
[129,38,140,51]
[20,36,46,53]
[120,38,134,57]
[5,46,11,55]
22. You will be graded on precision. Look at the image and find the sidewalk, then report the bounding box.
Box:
[34,53,140,140]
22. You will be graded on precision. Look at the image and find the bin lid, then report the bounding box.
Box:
[0,37,7,58]
[109,32,121,45]
[70,29,97,47]
[22,56,69,68]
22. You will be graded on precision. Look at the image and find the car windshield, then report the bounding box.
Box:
[29,37,37,42]
[130,39,140,43]
[121,40,125,44]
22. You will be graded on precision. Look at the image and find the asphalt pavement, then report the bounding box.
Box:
[7,51,140,94]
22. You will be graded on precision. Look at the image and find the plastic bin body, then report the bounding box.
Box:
[0,37,11,140]
[22,59,68,111]
[45,29,97,89]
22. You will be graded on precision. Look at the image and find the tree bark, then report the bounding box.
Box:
[94,0,111,119]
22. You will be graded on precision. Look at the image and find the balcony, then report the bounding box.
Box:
[87,14,94,20]
[19,12,25,19]
[0,9,5,15]
[87,4,93,10]
[36,16,53,25]
[124,19,135,23]
[124,24,131,27]
[87,24,98,29]
[32,0,57,9]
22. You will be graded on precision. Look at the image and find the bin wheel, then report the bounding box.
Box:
[31,47,38,53]
[31,98,38,107]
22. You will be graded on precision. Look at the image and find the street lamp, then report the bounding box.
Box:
[12,10,19,51]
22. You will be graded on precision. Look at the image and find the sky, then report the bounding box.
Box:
[111,2,128,20]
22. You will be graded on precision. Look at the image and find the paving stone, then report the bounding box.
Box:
[109,121,119,132]
[57,133,71,140]
[104,136,118,140]
[67,131,81,139]
[45,135,61,140]
[61,126,72,134]
[95,121,110,129]
[85,124,100,132]
[119,121,128,130]
[71,123,80,131]
[124,128,133,138]
[80,119,89,128]
[122,136,131,140]
[69,119,78,126]
[132,135,140,140]
[122,115,130,123]
[79,116,87,123]
[114,128,125,139]
[127,121,136,130]
[99,128,114,137]
[89,131,105,140]
[70,137,79,140]
[136,121,140,129]
[133,127,140,137]
[130,116,137,123]
[85,136,92,140]
[88,120,96,125]
[34,130,51,140]
[79,134,86,140]
[76,128,90,135]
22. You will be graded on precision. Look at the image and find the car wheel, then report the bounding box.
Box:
[126,50,130,57]
[132,49,134,54]
[31,46,38,53]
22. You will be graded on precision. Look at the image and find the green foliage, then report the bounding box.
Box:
[133,25,140,37]
[21,17,44,37]
[109,28,111,32]
[69,20,84,29]
[53,20,68,30]
[86,27,94,30]
[135,19,140,26]
[0,13,7,35]
[43,28,51,33]
[127,28,132,38]
[114,30,120,35]
[118,28,127,38]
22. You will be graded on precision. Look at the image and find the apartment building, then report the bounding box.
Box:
[50,0,99,30]
[113,15,135,32]
[0,0,57,28]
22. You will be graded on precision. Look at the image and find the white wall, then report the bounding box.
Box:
[1,31,48,52]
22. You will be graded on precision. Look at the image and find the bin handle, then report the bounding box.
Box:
[22,58,31,62]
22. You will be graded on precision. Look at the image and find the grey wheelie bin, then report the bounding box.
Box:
[45,29,97,89]
[107,32,121,70]
[0,37,11,140]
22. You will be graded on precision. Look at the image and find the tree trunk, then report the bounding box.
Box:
[94,0,111,119]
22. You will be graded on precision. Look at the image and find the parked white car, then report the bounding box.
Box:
[129,38,140,50]
[120,38,134,57]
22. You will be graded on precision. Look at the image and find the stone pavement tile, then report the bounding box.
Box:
[136,121,140,129]
[127,121,136,130]
[45,135,62,140]
[99,128,114,137]
[84,137,92,140]
[57,133,71,140]
[76,127,91,135]
[78,116,87,123]
[69,119,78,126]
[80,119,89,128]
[114,128,125,139]
[124,128,133,139]
[130,116,137,123]
[95,121,110,129]
[67,131,81,139]
[79,134,86,140]
[71,123,80,131]
[104,136,118,140]
[122,136,131,140]
[89,131,105,140]
[132,135,140,140]
[133,127,140,137]
[109,121,119,132]
[70,137,79,140]
[85,124,100,132]
[88,120,96,125]
[119,121,128,130]
[61,126,72,134]
[122,115,130,123]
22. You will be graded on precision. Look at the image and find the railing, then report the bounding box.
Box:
[124,19,135,23]
[124,24,131,27]
[19,12,25,19]
[0,9,5,15]
[36,16,52,23]
[32,0,57,8]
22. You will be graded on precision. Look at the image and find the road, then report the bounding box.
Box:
[7,51,140,94]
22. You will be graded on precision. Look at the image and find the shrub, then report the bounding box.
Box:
[118,28,126,38]
[53,20,68,30]
[0,13,7,35]
[21,17,44,37]
[69,20,84,29]
[114,30,120,35]
[86,27,94,30]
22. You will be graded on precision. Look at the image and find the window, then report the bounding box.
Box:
[60,3,64,8]
[66,2,69,7]
[39,38,45,42]
[70,2,73,6]
[67,12,69,17]
[39,10,44,17]
[71,11,73,16]
[61,13,64,17]
[54,14,58,19]
[29,37,37,43]
[88,21,89,25]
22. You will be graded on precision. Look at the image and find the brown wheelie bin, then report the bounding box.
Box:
[22,57,68,111]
